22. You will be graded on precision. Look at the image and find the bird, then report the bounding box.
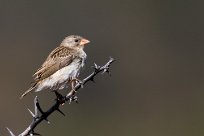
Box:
[20,35,90,99]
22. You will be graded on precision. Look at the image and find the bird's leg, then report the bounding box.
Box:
[66,78,78,103]
[67,77,84,103]
[72,78,84,88]
[71,79,77,93]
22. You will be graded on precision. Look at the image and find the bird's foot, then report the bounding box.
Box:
[72,78,84,88]
[66,89,78,104]
[78,80,84,88]
[68,95,78,104]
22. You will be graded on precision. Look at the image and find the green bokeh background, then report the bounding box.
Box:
[0,0,204,136]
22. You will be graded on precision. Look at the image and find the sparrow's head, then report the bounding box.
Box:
[61,35,90,49]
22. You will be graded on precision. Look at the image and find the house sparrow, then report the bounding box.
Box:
[20,35,90,99]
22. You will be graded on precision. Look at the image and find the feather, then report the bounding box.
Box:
[20,83,38,99]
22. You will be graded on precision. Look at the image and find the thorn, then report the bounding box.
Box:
[35,98,44,115]
[32,101,50,124]
[69,98,72,104]
[31,131,41,136]
[102,69,106,74]
[109,56,114,62]
[94,63,98,68]
[44,118,50,124]
[54,91,66,104]
[93,63,100,72]
[34,96,38,117]
[90,77,95,83]
[106,69,111,76]
[6,127,15,136]
[80,82,84,88]
[56,108,65,116]
[109,56,115,62]
[75,100,79,104]
[28,108,35,118]
[32,132,41,135]
[54,91,64,99]
[102,66,110,74]
[80,84,83,88]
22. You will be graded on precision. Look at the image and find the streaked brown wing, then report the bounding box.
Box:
[33,46,76,83]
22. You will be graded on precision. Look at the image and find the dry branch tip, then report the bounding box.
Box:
[6,127,15,136]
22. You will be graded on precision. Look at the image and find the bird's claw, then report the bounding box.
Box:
[68,95,78,104]
[71,78,84,88]
[75,79,84,88]
[78,80,84,88]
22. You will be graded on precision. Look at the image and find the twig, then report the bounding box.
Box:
[6,128,15,136]
[7,57,115,136]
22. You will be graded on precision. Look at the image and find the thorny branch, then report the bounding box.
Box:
[7,57,115,136]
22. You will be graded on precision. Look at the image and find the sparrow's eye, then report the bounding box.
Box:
[75,39,79,43]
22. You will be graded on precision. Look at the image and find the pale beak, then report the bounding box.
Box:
[79,38,90,46]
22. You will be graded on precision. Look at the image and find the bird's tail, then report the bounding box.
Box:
[20,83,37,99]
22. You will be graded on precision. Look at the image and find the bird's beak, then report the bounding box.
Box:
[79,38,90,46]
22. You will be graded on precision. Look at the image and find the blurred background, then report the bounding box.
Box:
[0,0,203,136]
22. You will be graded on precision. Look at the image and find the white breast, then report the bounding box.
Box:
[35,58,84,92]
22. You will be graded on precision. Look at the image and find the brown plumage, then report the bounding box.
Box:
[33,46,77,83]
